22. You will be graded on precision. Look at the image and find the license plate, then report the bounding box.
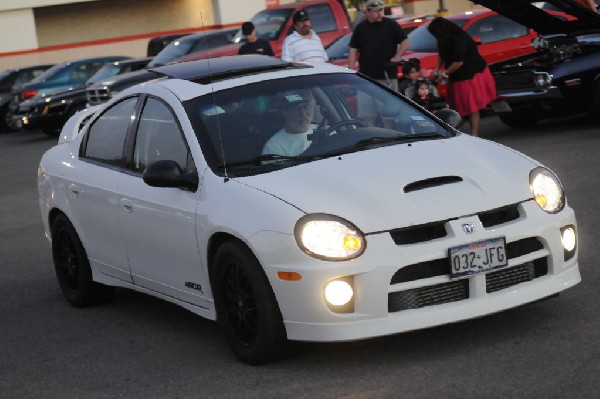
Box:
[491,100,512,113]
[449,237,508,279]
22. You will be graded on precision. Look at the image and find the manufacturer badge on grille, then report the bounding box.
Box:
[462,223,475,234]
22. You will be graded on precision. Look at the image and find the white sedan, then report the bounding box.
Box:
[38,55,580,364]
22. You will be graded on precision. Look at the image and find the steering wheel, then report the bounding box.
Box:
[321,119,367,135]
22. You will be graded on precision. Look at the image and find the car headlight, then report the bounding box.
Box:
[294,214,366,261]
[529,167,565,214]
[534,72,552,87]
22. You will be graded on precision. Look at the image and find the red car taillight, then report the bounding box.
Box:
[23,89,39,99]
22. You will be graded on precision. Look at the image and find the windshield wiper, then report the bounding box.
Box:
[355,133,447,148]
[219,154,316,168]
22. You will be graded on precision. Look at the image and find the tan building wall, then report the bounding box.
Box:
[34,0,216,47]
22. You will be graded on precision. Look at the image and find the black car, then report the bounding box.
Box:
[480,0,600,127]
[86,28,238,106]
[0,64,54,131]
[18,58,151,136]
[146,33,188,56]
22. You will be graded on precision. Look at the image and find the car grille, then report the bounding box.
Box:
[388,279,469,312]
[388,258,548,312]
[391,237,544,284]
[486,259,548,293]
[390,204,521,245]
[494,70,536,91]
[86,87,111,105]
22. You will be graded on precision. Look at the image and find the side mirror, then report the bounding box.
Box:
[471,35,482,45]
[435,108,462,129]
[143,160,198,192]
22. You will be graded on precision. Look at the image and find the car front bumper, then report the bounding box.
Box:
[256,200,580,342]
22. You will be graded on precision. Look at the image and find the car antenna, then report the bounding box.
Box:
[201,13,230,182]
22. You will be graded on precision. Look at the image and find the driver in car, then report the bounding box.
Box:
[262,91,317,156]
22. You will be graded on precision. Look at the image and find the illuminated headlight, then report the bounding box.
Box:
[529,167,565,214]
[295,214,366,261]
[535,72,552,87]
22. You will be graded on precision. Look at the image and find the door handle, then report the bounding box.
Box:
[120,198,134,213]
[68,183,80,198]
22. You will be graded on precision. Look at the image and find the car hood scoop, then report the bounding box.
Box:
[403,176,463,193]
[239,135,538,233]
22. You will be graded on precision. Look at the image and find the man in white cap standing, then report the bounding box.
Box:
[348,0,409,90]
[281,11,328,63]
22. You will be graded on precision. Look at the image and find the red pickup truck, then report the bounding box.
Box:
[174,0,351,62]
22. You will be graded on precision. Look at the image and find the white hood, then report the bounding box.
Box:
[239,135,538,233]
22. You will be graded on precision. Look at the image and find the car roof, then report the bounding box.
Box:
[179,27,239,42]
[143,55,351,101]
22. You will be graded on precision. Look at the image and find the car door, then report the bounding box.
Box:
[73,96,139,283]
[465,14,533,64]
[116,95,210,308]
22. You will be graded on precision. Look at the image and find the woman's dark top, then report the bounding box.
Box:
[238,39,274,56]
[439,34,486,81]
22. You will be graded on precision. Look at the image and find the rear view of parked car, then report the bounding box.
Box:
[0,64,54,131]
[18,58,151,136]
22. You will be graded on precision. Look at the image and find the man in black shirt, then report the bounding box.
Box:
[238,22,275,56]
[348,0,409,90]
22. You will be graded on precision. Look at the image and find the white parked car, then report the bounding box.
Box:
[38,55,581,364]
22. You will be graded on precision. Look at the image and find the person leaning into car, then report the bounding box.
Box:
[238,21,274,56]
[348,0,409,90]
[428,17,496,137]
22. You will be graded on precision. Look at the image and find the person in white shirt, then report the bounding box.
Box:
[262,91,316,156]
[281,11,328,63]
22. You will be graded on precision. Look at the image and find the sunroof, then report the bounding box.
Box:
[149,55,311,84]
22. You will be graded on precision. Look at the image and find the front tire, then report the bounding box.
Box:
[51,214,115,307]
[213,240,287,365]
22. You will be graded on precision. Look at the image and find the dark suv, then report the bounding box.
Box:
[482,0,600,127]
[86,28,238,106]
[17,57,151,136]
[0,64,54,131]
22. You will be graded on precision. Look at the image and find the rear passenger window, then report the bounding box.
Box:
[82,97,137,166]
[305,5,337,33]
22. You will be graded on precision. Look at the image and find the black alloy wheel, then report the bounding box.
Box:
[51,214,114,307]
[213,240,287,365]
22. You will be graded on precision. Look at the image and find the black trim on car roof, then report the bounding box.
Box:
[148,55,312,84]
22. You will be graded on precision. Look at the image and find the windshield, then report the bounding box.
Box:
[407,19,468,53]
[87,63,121,84]
[184,73,454,177]
[148,39,195,67]
[28,62,68,84]
[233,8,293,43]
[326,34,351,60]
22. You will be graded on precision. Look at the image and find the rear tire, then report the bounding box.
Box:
[498,112,540,128]
[213,240,287,365]
[51,214,115,307]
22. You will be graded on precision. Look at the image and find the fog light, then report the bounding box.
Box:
[324,280,353,307]
[561,226,576,252]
